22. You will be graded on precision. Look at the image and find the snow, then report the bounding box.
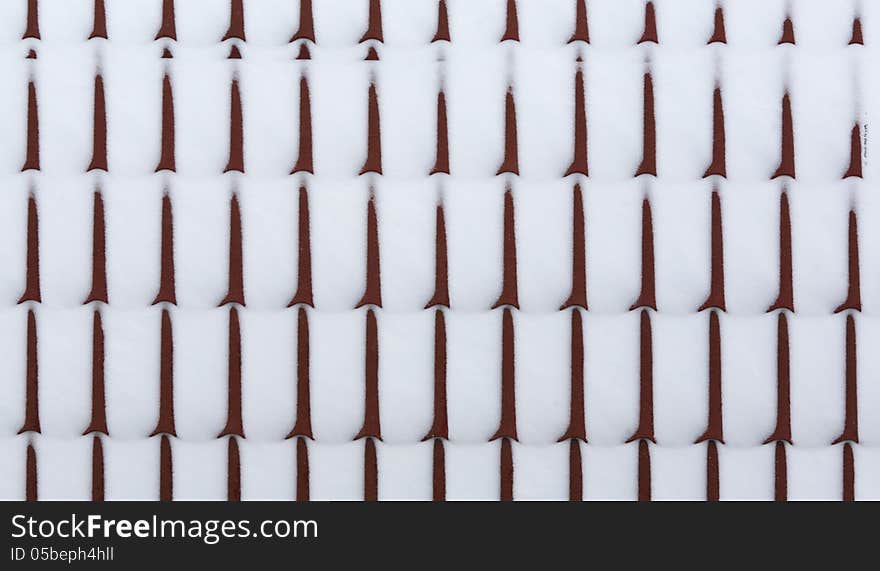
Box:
[0,0,876,500]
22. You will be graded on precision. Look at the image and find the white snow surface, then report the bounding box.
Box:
[0,0,878,500]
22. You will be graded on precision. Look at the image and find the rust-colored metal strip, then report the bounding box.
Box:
[364,45,380,61]
[291,0,315,42]
[491,308,518,441]
[698,190,726,312]
[768,191,794,312]
[706,440,719,501]
[23,80,40,172]
[778,15,795,45]
[156,73,176,172]
[355,194,383,309]
[708,5,726,44]
[26,443,38,501]
[500,438,514,501]
[153,193,177,305]
[159,434,173,501]
[288,307,314,439]
[432,0,450,43]
[355,310,382,440]
[91,435,104,501]
[630,198,657,311]
[844,124,862,178]
[696,311,724,444]
[19,195,42,304]
[289,186,314,308]
[292,75,314,174]
[501,0,519,42]
[496,87,520,175]
[296,437,310,501]
[219,307,244,438]
[88,74,108,172]
[491,188,519,309]
[90,0,107,39]
[219,194,246,307]
[834,210,861,313]
[832,314,859,445]
[364,437,378,501]
[360,82,383,175]
[430,89,450,175]
[84,191,108,304]
[703,85,726,177]
[561,184,587,310]
[23,0,40,40]
[227,436,241,502]
[850,17,863,45]
[627,310,655,443]
[423,310,449,440]
[764,312,792,444]
[425,204,450,309]
[637,440,651,502]
[774,441,787,502]
[432,438,446,502]
[19,310,41,435]
[360,0,384,43]
[224,78,244,173]
[151,310,177,437]
[569,0,589,43]
[559,309,586,441]
[771,92,796,179]
[84,310,109,435]
[564,65,589,177]
[222,0,246,41]
[638,1,658,44]
[635,72,656,176]
[843,443,854,502]
[569,439,583,501]
[155,0,176,40]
